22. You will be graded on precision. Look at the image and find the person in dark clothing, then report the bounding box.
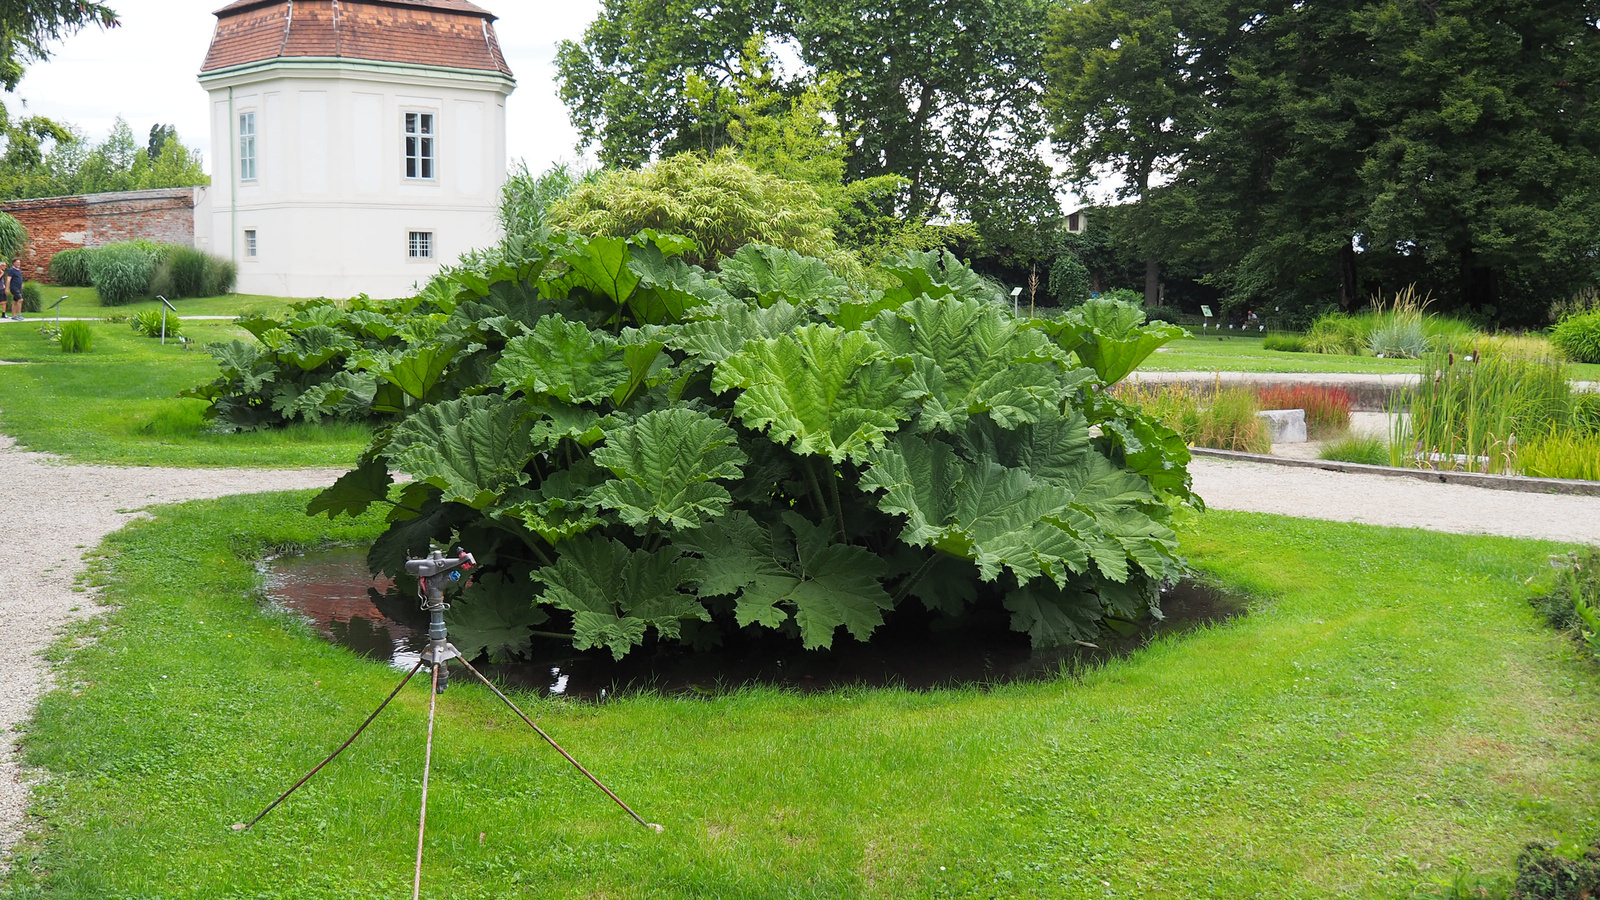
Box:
[4,260,22,320]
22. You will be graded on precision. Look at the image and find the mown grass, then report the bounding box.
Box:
[25,285,297,319]
[5,494,1597,899]
[0,322,367,467]
[1148,335,1600,381]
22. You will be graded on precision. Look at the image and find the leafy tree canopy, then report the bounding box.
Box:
[557,0,1061,263]
[1,116,208,200]
[1045,0,1600,324]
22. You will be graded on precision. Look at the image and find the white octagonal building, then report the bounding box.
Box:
[196,0,515,298]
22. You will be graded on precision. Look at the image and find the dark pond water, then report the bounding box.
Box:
[260,549,1247,701]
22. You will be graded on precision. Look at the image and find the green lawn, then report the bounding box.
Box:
[5,495,1595,898]
[0,321,368,467]
[1145,334,1600,381]
[28,285,297,319]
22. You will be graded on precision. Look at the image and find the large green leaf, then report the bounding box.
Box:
[534,536,707,659]
[870,296,1074,433]
[360,342,462,401]
[861,433,1174,587]
[668,301,812,368]
[387,395,536,509]
[590,408,748,530]
[678,512,893,649]
[712,324,919,462]
[880,249,1004,304]
[1003,582,1107,647]
[553,234,641,316]
[492,317,629,404]
[1069,299,1189,385]
[307,457,393,519]
[447,571,551,660]
[718,244,853,309]
[627,244,729,323]
[495,465,606,544]
[205,340,274,392]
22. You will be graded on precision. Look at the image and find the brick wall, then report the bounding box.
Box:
[0,187,197,283]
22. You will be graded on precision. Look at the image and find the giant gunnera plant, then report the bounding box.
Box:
[244,232,1196,660]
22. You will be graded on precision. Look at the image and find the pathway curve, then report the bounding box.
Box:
[0,435,343,860]
[1193,455,1600,545]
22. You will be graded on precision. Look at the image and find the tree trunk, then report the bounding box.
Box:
[1337,240,1359,312]
[1144,257,1160,308]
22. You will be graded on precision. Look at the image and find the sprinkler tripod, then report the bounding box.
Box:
[233,548,662,899]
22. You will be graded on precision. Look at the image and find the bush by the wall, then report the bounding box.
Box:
[48,248,95,287]
[1551,310,1600,364]
[203,255,237,296]
[0,212,26,262]
[58,320,92,353]
[151,247,208,298]
[21,282,41,313]
[1048,252,1091,305]
[88,242,158,306]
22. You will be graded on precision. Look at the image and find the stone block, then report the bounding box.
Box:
[1257,408,1307,443]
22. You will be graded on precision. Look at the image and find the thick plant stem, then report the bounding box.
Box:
[802,458,830,522]
[825,461,848,542]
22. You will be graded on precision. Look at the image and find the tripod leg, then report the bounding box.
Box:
[234,658,426,832]
[413,662,441,900]
[453,656,663,832]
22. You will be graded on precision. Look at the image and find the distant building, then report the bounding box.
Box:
[196,0,516,298]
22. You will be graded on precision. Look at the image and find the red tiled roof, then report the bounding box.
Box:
[201,0,512,77]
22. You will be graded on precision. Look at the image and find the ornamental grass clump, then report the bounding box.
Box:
[1254,384,1352,437]
[47,247,94,286]
[285,233,1197,662]
[57,320,92,353]
[1114,381,1270,452]
[1551,310,1600,364]
[88,242,158,306]
[1318,436,1388,466]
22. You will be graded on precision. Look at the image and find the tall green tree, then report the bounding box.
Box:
[1046,0,1600,322]
[557,0,1060,262]
[1045,0,1214,306]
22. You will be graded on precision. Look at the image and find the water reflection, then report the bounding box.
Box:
[260,549,1246,701]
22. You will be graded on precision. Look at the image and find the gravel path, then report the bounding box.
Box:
[1193,456,1600,545]
[0,435,343,861]
[0,426,1597,864]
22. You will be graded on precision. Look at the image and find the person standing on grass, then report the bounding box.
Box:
[4,259,22,321]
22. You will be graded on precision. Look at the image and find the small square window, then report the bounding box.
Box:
[408,231,433,259]
[244,229,258,258]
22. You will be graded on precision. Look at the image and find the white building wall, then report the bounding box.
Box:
[200,61,512,298]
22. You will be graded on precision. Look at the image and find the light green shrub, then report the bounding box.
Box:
[1551,310,1600,364]
[131,308,180,338]
[1262,333,1307,352]
[21,282,41,313]
[58,320,93,353]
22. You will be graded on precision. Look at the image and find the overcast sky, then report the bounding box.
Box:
[10,0,604,172]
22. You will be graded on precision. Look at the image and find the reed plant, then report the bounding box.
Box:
[57,320,93,353]
[1390,349,1571,473]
